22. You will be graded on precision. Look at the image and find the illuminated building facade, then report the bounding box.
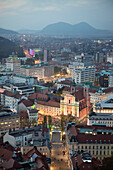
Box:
[0,112,20,136]
[6,56,21,74]
[37,100,60,117]
[20,64,54,79]
[95,98,113,113]
[60,94,79,117]
[1,90,22,112]
[60,87,91,120]
[66,123,113,161]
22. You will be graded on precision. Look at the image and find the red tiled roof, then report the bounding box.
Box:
[0,158,22,169]
[19,99,33,107]
[0,148,13,160]
[68,126,78,136]
[23,147,49,170]
[71,154,101,170]
[0,142,15,151]
[76,134,113,144]
[57,80,73,85]
[37,100,60,108]
[74,89,84,101]
[19,110,28,119]
[29,93,48,101]
[104,87,113,93]
[3,90,22,99]
[89,89,97,93]
[26,147,42,158]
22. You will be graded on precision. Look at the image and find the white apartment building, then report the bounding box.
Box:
[20,64,54,79]
[71,65,95,84]
[12,74,35,86]
[6,56,21,74]
[88,113,113,127]
[1,90,22,112]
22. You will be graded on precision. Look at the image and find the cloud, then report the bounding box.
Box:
[0,0,27,15]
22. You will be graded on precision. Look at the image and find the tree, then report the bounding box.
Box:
[25,58,35,65]
[31,118,37,126]
[48,115,52,130]
[43,115,47,127]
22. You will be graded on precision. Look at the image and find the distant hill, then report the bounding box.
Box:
[40,22,113,37]
[18,29,39,34]
[0,28,18,35]
[0,37,25,59]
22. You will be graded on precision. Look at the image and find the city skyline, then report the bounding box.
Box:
[0,0,113,31]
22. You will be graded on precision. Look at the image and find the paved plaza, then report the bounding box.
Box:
[50,131,70,170]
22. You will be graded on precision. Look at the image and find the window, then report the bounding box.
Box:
[96,151,98,155]
[100,146,102,149]
[85,146,87,149]
[89,146,91,149]
[93,146,95,149]
[96,146,98,149]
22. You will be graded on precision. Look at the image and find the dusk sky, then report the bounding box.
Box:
[0,0,113,31]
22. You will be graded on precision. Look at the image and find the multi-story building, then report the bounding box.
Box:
[56,80,76,91]
[60,87,92,120]
[88,112,113,127]
[95,98,113,113]
[20,64,54,79]
[3,125,51,158]
[89,87,113,108]
[66,122,113,161]
[3,83,35,96]
[37,100,60,117]
[69,54,95,84]
[99,70,113,87]
[70,151,100,170]
[44,49,48,63]
[12,74,36,86]
[0,111,20,136]
[27,108,39,123]
[1,90,22,112]
[69,60,95,84]
[6,55,21,74]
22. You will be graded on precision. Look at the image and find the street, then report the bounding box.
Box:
[50,143,70,170]
[50,131,70,170]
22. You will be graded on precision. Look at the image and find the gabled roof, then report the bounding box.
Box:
[37,100,60,108]
[0,158,22,169]
[19,99,33,107]
[0,148,13,160]
[23,147,50,170]
[3,90,22,99]
[29,93,49,101]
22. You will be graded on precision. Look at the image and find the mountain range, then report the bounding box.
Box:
[0,22,113,37]
[0,28,18,35]
[39,22,113,37]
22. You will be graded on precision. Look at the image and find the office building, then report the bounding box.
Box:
[66,122,113,161]
[0,111,20,136]
[44,49,47,63]
[6,55,21,74]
